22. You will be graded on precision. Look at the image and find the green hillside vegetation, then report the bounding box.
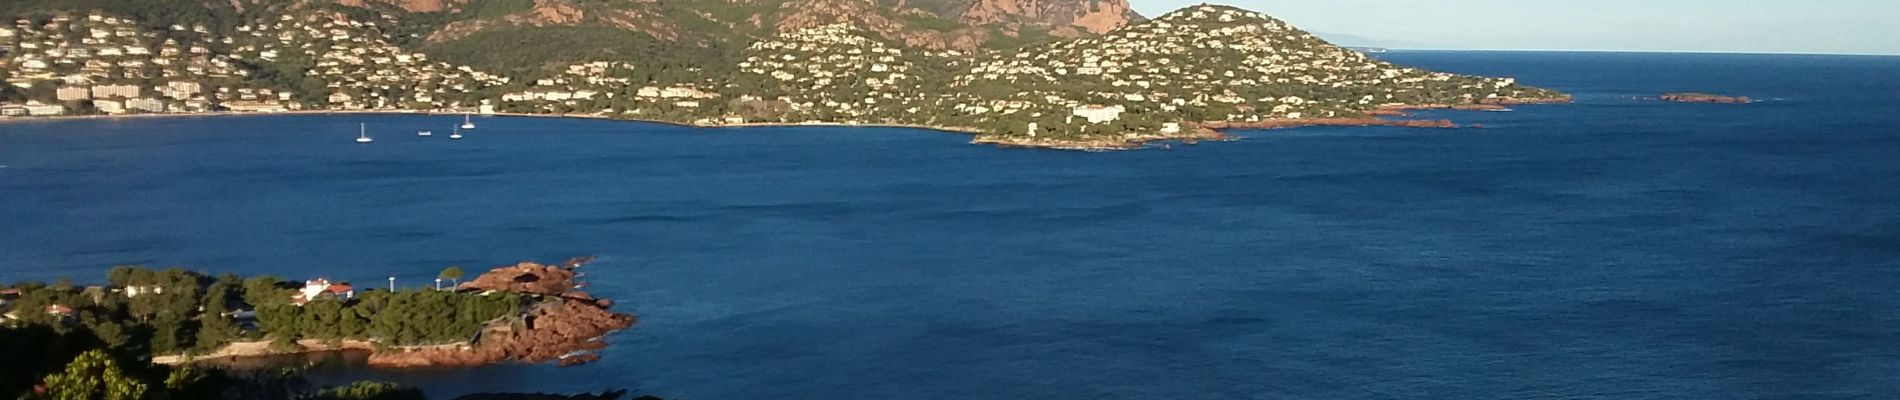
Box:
[1,2,1567,149]
[3,266,526,357]
[417,25,717,77]
[0,267,628,400]
[0,0,242,34]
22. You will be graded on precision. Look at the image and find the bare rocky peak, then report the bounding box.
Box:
[333,0,465,13]
[956,0,1137,34]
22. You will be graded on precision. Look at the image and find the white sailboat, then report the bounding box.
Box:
[355,123,373,143]
[460,114,476,130]
[449,127,464,140]
[418,130,433,137]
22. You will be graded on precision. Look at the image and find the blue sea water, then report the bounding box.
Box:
[2,52,1899,399]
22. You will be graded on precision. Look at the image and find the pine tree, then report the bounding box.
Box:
[194,313,242,352]
[33,350,148,400]
[437,266,465,289]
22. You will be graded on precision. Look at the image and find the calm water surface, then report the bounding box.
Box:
[1,52,1898,399]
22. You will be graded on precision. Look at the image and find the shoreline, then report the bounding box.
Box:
[0,109,985,134]
[0,97,1571,151]
[153,260,635,370]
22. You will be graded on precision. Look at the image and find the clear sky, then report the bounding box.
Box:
[1129,0,1900,55]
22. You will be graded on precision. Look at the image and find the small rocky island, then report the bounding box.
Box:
[1661,93,1753,104]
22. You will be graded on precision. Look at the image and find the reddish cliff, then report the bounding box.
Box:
[368,259,635,368]
[336,0,464,13]
[958,0,1136,34]
[457,258,595,298]
[367,297,634,368]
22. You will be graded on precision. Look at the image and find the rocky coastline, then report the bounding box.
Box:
[2,96,1576,152]
[158,258,635,369]
[969,96,1577,151]
[1660,93,1752,104]
[367,296,633,368]
[970,128,1230,151]
[1200,117,1459,131]
[368,259,635,368]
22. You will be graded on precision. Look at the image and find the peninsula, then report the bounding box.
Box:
[1,258,637,399]
[0,1,1566,149]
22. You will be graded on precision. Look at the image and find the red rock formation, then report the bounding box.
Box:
[458,261,591,298]
[528,0,585,25]
[958,0,1135,34]
[336,0,462,13]
[1067,0,1135,34]
[368,298,635,368]
[368,259,634,368]
[1368,103,1512,116]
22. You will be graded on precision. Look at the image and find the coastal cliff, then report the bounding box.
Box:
[369,261,634,368]
[0,260,649,398]
[345,260,635,367]
[131,260,636,369]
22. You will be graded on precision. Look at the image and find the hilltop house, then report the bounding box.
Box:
[291,279,354,305]
[2,304,74,322]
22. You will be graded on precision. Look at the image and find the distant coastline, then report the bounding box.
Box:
[0,97,1570,151]
[0,110,987,135]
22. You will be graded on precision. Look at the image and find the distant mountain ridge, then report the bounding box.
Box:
[0,2,1565,150]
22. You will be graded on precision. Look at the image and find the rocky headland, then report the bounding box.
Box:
[151,258,635,369]
[368,259,635,368]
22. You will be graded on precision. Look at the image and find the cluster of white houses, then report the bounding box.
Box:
[2,5,1547,142]
[2,277,380,325]
[493,61,729,113]
[0,11,517,118]
[947,5,1530,125]
[737,24,935,121]
[1,13,262,116]
[233,12,509,111]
